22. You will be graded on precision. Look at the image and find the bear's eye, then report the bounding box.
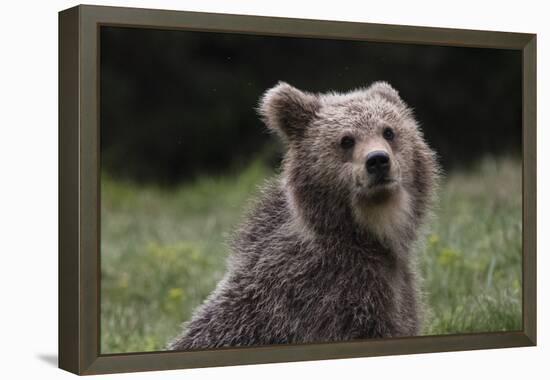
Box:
[383,127,395,141]
[340,135,355,149]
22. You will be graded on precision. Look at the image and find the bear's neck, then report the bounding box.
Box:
[283,178,416,255]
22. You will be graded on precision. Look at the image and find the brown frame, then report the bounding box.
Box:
[59,4,537,375]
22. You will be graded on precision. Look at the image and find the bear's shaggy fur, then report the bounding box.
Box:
[168,82,439,350]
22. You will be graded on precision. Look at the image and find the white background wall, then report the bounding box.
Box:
[0,0,547,378]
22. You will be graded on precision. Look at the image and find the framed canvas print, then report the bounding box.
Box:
[58,4,536,375]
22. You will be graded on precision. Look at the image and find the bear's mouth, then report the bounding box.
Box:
[368,177,396,189]
[356,176,397,189]
[355,177,399,203]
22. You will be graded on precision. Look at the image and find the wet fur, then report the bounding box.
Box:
[168,81,439,350]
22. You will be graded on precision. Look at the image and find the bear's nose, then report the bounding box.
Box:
[366,151,390,177]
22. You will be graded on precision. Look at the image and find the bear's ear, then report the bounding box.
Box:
[366,81,406,108]
[258,82,320,141]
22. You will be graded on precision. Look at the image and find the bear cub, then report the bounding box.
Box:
[169,81,439,350]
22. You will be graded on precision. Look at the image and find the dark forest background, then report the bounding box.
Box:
[100,26,522,185]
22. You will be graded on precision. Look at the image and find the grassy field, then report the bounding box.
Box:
[100,157,522,354]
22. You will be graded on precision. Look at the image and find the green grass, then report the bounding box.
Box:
[100,157,522,353]
[100,161,270,353]
[420,157,522,335]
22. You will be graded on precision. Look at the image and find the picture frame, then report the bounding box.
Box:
[58,4,536,375]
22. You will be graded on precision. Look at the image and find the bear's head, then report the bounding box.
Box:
[259,82,439,249]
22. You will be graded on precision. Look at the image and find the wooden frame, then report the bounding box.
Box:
[59,4,537,375]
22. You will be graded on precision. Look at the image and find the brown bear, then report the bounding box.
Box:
[168,81,439,350]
